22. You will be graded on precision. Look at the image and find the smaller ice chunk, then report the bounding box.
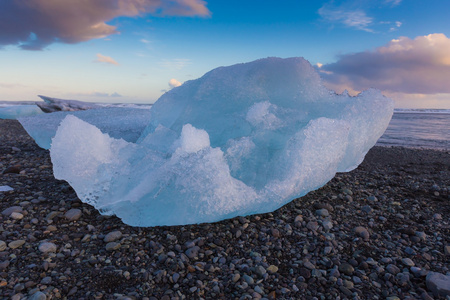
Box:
[0,186,13,192]
[51,115,129,207]
[36,95,100,112]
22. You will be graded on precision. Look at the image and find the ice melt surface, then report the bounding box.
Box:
[49,57,394,226]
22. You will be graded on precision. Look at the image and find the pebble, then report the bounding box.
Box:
[267,265,278,274]
[105,242,121,251]
[0,241,6,251]
[426,272,450,297]
[103,231,123,242]
[38,242,57,253]
[322,219,333,231]
[401,258,415,267]
[2,206,22,216]
[354,226,370,240]
[8,240,25,249]
[28,292,47,300]
[315,208,329,217]
[65,208,82,221]
[339,263,354,275]
[10,212,24,220]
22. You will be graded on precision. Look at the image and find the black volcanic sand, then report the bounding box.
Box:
[0,119,449,300]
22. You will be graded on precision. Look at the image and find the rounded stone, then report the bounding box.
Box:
[104,231,123,243]
[267,265,278,274]
[10,212,24,220]
[105,242,121,251]
[339,263,354,275]
[38,242,57,253]
[2,206,22,216]
[64,209,82,221]
[0,241,6,251]
[8,240,26,249]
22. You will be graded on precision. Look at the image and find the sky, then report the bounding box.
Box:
[1,0,450,108]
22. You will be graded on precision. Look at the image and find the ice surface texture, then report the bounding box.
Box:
[19,108,152,149]
[0,105,42,119]
[50,57,394,226]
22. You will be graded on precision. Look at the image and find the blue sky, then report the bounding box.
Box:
[1,0,450,108]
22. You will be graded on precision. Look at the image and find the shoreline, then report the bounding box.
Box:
[1,119,449,299]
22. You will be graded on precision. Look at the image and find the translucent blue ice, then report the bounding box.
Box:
[49,57,394,226]
[19,108,152,149]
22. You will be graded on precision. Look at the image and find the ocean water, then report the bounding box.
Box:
[2,102,449,151]
[377,109,450,150]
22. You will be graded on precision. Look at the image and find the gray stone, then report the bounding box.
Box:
[386,264,400,275]
[0,240,6,251]
[444,245,450,256]
[2,206,22,216]
[354,226,370,240]
[29,291,47,300]
[65,209,82,221]
[322,219,333,231]
[315,209,329,217]
[242,274,254,285]
[426,272,450,297]
[306,221,319,231]
[401,258,415,267]
[185,246,200,259]
[10,212,24,220]
[39,242,57,253]
[361,205,373,213]
[339,263,354,275]
[105,242,121,251]
[8,240,25,249]
[104,231,123,242]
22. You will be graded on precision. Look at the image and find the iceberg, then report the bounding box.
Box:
[49,57,394,226]
[19,107,152,149]
[36,95,101,112]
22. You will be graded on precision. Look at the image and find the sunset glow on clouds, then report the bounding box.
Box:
[0,0,449,108]
[0,0,210,50]
[319,33,450,107]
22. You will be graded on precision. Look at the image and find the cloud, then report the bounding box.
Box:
[385,0,402,6]
[318,2,373,32]
[95,53,120,65]
[0,0,210,50]
[169,78,182,88]
[320,33,450,95]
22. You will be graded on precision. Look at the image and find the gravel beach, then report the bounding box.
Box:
[1,119,449,300]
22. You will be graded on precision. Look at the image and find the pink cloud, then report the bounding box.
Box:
[320,33,450,94]
[0,0,210,50]
[95,53,120,65]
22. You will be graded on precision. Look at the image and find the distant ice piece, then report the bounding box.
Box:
[50,57,394,226]
[36,95,100,112]
[0,105,43,119]
[0,186,13,192]
[19,107,152,149]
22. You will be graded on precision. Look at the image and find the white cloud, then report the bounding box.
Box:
[385,0,402,6]
[169,78,182,88]
[318,3,373,32]
[95,53,119,65]
[0,0,210,50]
